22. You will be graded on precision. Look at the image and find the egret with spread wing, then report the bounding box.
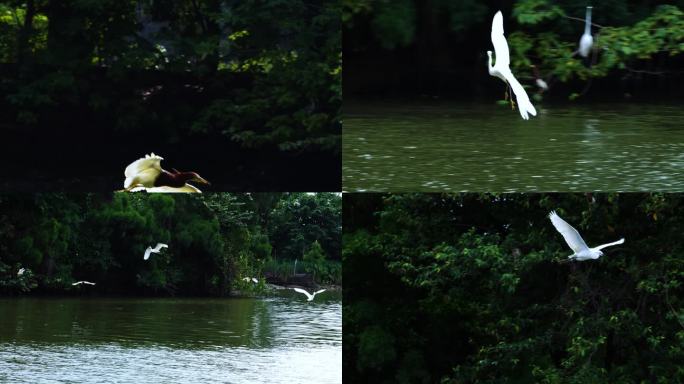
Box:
[293,287,326,302]
[72,281,96,286]
[122,153,209,193]
[144,243,168,260]
[549,211,624,261]
[487,11,537,120]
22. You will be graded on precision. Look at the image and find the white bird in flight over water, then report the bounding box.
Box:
[549,211,624,261]
[293,287,326,301]
[72,281,96,286]
[578,6,594,58]
[487,10,537,120]
[144,243,168,260]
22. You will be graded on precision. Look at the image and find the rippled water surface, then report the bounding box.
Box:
[344,102,684,191]
[0,294,341,383]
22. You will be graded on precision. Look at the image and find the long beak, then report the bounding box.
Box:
[194,176,210,185]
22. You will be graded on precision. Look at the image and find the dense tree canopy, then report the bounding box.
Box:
[0,192,341,295]
[0,0,341,190]
[344,0,684,100]
[344,193,684,383]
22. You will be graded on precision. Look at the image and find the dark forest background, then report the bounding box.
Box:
[344,0,684,101]
[0,192,341,296]
[344,193,684,383]
[0,0,341,191]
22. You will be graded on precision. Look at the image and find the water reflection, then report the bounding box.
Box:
[0,295,341,384]
[344,102,684,191]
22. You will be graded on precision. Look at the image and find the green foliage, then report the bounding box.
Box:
[345,193,684,383]
[371,0,415,50]
[345,0,684,99]
[508,1,684,98]
[0,192,341,295]
[0,0,340,151]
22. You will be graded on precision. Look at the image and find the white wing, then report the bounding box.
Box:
[252,278,258,283]
[549,211,590,254]
[594,238,625,251]
[313,289,326,296]
[152,243,168,252]
[579,34,593,58]
[293,287,313,300]
[502,69,537,120]
[490,11,509,67]
[137,185,202,193]
[124,153,163,178]
[143,247,152,260]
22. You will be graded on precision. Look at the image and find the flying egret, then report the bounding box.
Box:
[72,281,96,286]
[578,6,593,58]
[17,268,25,276]
[487,11,537,120]
[293,287,326,302]
[122,153,210,193]
[144,243,168,260]
[549,211,624,261]
[530,65,549,91]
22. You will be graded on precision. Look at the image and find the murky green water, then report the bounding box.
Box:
[344,101,684,192]
[0,294,341,383]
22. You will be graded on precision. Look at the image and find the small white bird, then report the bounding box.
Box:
[17,268,25,276]
[293,287,326,302]
[487,11,537,120]
[549,211,624,261]
[241,277,259,283]
[144,243,168,260]
[72,281,96,286]
[578,6,594,58]
[535,78,549,91]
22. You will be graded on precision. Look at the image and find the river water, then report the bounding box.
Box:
[344,101,684,192]
[0,294,341,383]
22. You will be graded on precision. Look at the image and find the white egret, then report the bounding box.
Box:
[531,65,549,91]
[487,11,537,120]
[578,6,593,58]
[549,211,624,261]
[144,243,168,260]
[130,185,202,193]
[122,153,209,193]
[241,277,259,283]
[17,268,25,276]
[72,281,96,286]
[293,287,326,302]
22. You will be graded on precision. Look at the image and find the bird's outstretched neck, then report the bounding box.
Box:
[584,6,592,35]
[487,51,494,73]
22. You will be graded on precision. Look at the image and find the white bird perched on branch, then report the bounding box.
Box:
[293,287,326,302]
[144,243,168,260]
[17,268,25,276]
[487,11,537,120]
[549,211,624,261]
[72,281,96,286]
[578,6,594,58]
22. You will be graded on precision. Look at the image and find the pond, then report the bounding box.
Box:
[343,101,684,192]
[0,293,341,383]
